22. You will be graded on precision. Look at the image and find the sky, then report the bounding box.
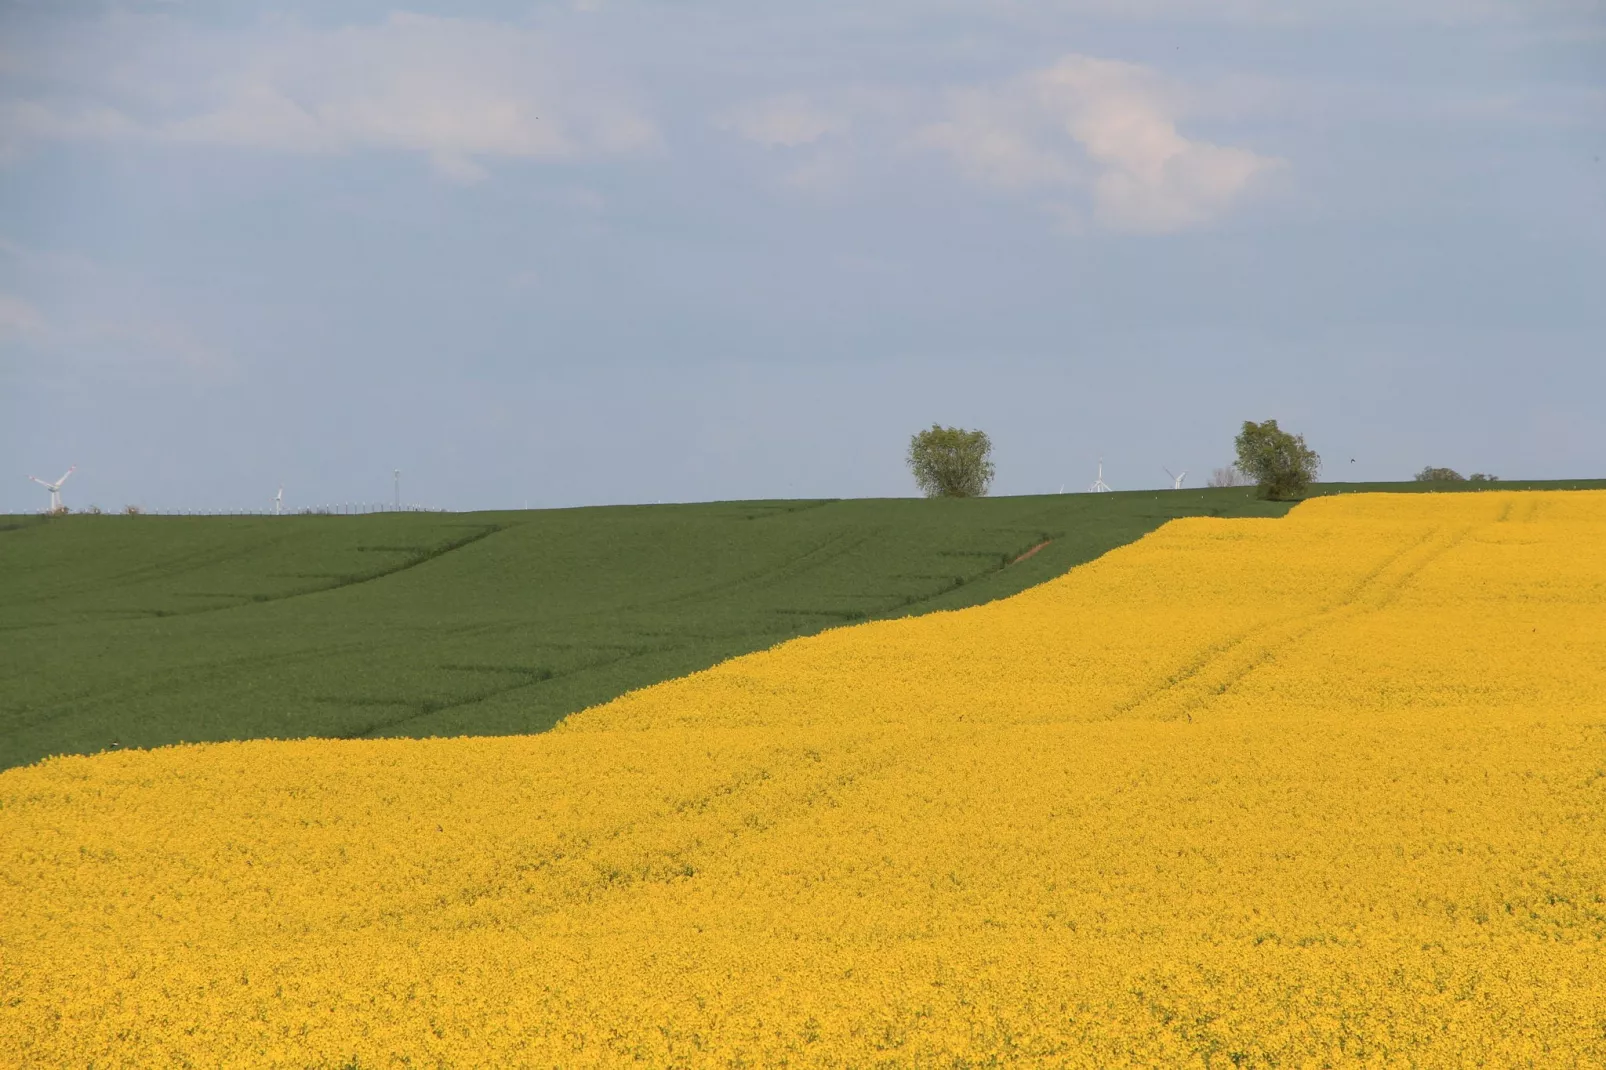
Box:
[2,0,1602,513]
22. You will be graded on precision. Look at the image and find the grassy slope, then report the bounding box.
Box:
[2,478,1599,771]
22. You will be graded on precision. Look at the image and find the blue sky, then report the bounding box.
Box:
[2,0,1602,512]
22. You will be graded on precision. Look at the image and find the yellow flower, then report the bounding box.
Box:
[3,491,1604,1066]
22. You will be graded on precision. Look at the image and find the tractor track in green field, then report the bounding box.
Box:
[1010,539,1053,564]
[737,499,837,521]
[4,531,308,608]
[628,527,879,612]
[1,522,510,638]
[329,647,661,739]
[141,522,510,618]
[1,637,390,734]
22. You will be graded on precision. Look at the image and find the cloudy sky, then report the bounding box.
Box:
[2,0,1602,512]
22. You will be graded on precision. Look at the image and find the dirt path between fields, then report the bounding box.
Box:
[1010,539,1052,565]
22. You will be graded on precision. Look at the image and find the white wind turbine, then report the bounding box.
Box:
[28,466,76,513]
[1089,459,1113,493]
[1163,467,1188,490]
[274,485,284,515]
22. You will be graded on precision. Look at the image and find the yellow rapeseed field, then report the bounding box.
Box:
[3,491,1604,1068]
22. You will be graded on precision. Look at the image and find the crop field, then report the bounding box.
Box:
[3,489,1604,1066]
[9,480,1599,773]
[1,488,1305,771]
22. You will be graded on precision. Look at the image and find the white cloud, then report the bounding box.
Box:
[721,94,849,147]
[430,152,490,184]
[0,291,227,372]
[986,0,1595,26]
[915,55,1281,232]
[0,239,231,373]
[0,292,47,341]
[916,90,1079,191]
[781,149,853,193]
[0,14,658,180]
[89,316,231,373]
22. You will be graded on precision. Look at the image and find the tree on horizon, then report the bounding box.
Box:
[1235,420,1320,500]
[908,425,995,498]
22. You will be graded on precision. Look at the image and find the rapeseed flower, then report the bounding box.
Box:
[2,491,1604,1066]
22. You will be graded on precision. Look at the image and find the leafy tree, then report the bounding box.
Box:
[1234,419,1320,500]
[907,425,995,498]
[1414,467,1499,484]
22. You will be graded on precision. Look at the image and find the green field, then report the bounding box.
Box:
[3,478,1601,772]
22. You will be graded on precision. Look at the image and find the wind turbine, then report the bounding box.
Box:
[28,466,76,513]
[1163,467,1188,490]
[274,485,284,515]
[1089,459,1113,493]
